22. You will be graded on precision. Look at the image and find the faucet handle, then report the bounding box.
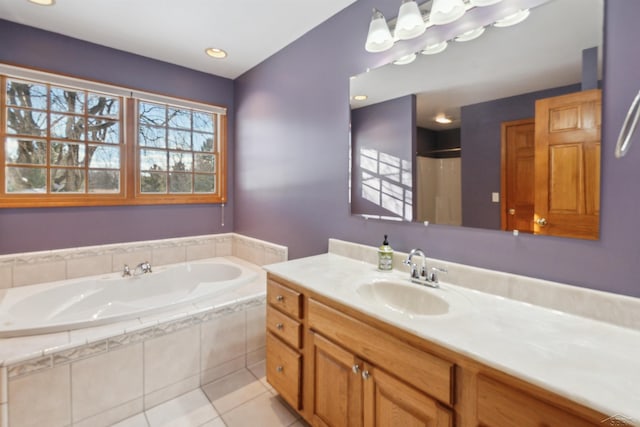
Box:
[428,267,447,283]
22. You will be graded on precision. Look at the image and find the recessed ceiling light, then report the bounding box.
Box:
[27,0,55,5]
[205,48,227,59]
[353,95,368,101]
[435,115,453,124]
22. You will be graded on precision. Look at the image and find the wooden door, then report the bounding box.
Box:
[534,89,601,239]
[363,365,452,427]
[310,332,363,427]
[501,119,535,234]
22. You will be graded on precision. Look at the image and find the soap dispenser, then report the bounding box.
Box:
[378,235,394,271]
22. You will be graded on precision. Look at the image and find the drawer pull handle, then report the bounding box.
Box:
[352,364,360,374]
[361,370,370,380]
[276,366,284,373]
[276,295,284,302]
[276,323,284,330]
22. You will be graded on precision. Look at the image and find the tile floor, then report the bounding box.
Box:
[112,361,308,427]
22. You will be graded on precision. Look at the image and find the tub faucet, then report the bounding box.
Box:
[134,261,152,275]
[403,249,445,288]
[122,264,131,277]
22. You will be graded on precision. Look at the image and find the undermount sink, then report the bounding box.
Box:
[356,280,449,316]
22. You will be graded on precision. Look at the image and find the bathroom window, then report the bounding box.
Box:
[135,100,224,202]
[2,77,124,203]
[0,65,227,207]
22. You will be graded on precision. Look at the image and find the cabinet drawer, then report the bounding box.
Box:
[477,375,597,427]
[308,298,455,405]
[267,306,302,348]
[267,280,302,319]
[266,333,301,410]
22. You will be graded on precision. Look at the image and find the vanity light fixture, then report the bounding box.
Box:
[205,48,228,59]
[421,41,448,55]
[27,0,55,5]
[469,0,503,6]
[454,26,485,42]
[430,0,467,25]
[493,9,530,27]
[353,95,369,101]
[365,9,394,52]
[393,53,417,65]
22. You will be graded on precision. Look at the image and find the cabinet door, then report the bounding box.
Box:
[311,332,363,427]
[363,366,452,427]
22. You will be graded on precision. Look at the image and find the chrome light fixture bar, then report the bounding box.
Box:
[365,0,531,55]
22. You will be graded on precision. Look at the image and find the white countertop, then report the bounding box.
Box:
[264,253,640,424]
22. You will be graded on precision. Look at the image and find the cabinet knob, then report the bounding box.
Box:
[508,208,516,215]
[536,217,548,226]
[276,365,283,373]
[361,370,370,380]
[276,323,284,330]
[352,364,360,374]
[276,295,284,302]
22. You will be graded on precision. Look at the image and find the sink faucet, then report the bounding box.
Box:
[403,249,446,288]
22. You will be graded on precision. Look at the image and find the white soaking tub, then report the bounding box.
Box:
[0,258,258,337]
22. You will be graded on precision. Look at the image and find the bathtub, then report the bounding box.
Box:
[0,258,258,337]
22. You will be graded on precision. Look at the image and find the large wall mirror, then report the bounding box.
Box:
[350,0,603,240]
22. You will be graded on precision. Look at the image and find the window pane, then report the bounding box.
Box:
[169,172,192,193]
[6,167,46,193]
[140,171,167,193]
[88,170,119,193]
[88,145,120,169]
[6,108,47,137]
[193,132,215,152]
[50,87,85,114]
[139,102,166,126]
[169,151,192,173]
[88,94,119,118]
[51,113,85,140]
[6,80,47,110]
[51,168,85,193]
[194,174,215,193]
[194,153,214,173]
[193,111,214,133]
[5,138,47,165]
[168,108,191,129]
[139,125,165,148]
[168,129,191,150]
[51,142,85,167]
[87,118,119,143]
[140,149,167,171]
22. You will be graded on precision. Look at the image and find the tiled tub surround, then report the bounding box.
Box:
[0,234,287,427]
[264,240,640,424]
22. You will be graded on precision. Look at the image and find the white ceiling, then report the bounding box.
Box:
[0,0,357,79]
[350,0,604,129]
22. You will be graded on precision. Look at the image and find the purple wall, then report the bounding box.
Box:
[235,0,640,298]
[460,83,580,230]
[351,95,415,218]
[0,20,235,254]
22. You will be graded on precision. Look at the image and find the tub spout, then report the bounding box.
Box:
[134,261,152,275]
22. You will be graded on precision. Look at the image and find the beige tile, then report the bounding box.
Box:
[151,246,186,266]
[0,266,12,289]
[13,260,66,287]
[201,311,246,372]
[289,420,311,427]
[201,355,246,385]
[186,243,215,261]
[215,238,232,257]
[144,326,200,394]
[8,364,71,427]
[221,392,297,427]
[246,346,266,366]
[198,417,226,427]
[111,413,150,427]
[66,254,112,279]
[144,374,200,410]
[0,367,6,404]
[248,360,273,392]
[0,331,69,364]
[113,250,153,273]
[264,248,286,266]
[0,403,7,427]
[71,343,143,422]
[202,369,269,414]
[69,318,141,345]
[72,398,143,427]
[146,389,218,427]
[246,305,266,352]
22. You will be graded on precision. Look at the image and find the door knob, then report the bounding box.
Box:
[536,217,548,226]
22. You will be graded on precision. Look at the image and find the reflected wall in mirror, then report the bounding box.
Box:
[350,0,603,240]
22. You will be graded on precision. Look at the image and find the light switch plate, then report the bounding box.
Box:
[492,192,500,203]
